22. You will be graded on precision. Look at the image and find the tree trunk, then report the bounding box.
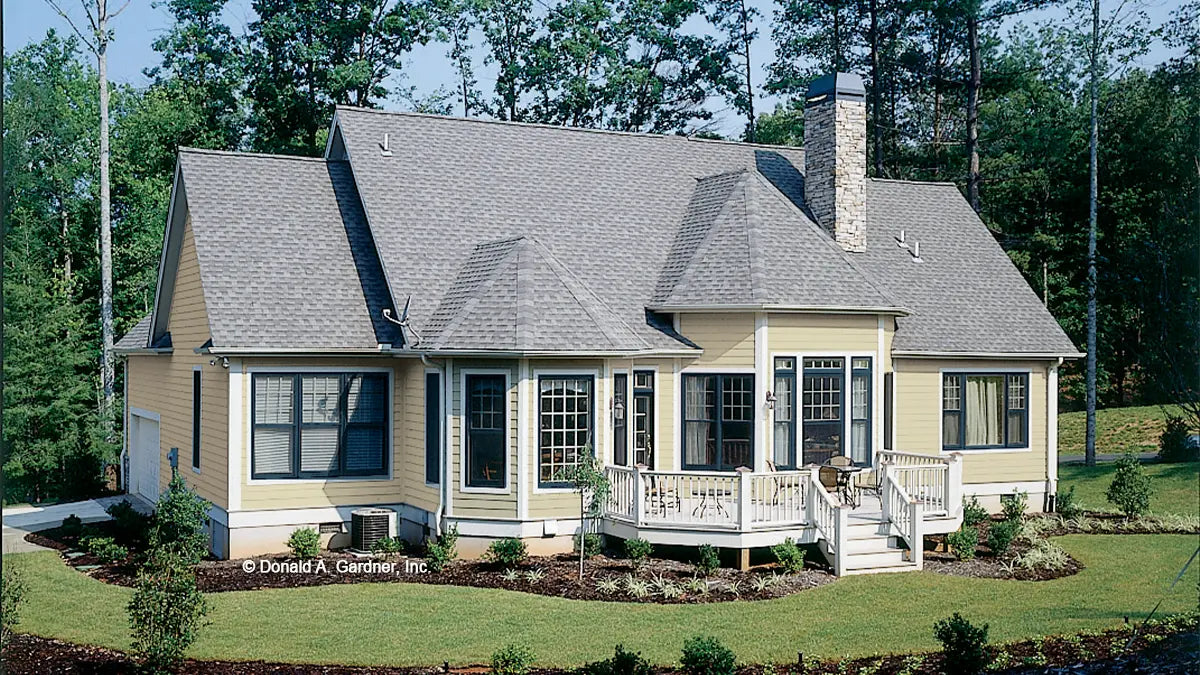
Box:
[739,0,755,142]
[869,0,883,177]
[966,13,982,212]
[1085,0,1100,467]
[61,209,72,285]
[97,0,115,438]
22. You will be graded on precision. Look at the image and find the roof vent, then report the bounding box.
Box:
[896,229,909,249]
[911,241,924,263]
[380,132,392,157]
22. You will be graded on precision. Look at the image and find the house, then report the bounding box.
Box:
[115,73,1080,575]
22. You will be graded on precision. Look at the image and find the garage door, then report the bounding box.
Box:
[130,413,161,503]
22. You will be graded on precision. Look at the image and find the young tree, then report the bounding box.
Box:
[708,0,760,141]
[559,445,609,579]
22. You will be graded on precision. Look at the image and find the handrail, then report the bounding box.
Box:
[877,451,961,518]
[878,450,948,466]
[880,462,923,568]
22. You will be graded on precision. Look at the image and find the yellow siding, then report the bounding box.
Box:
[678,313,755,367]
[126,218,228,508]
[238,357,406,511]
[450,359,519,520]
[399,359,440,513]
[894,359,1050,484]
[768,313,879,355]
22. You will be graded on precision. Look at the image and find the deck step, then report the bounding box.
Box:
[841,562,919,576]
[841,549,909,570]
[841,535,899,554]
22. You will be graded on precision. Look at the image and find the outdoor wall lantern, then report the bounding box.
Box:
[765,390,777,410]
[612,398,625,421]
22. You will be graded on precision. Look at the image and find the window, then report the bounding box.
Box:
[191,370,201,470]
[850,358,871,466]
[251,373,389,479]
[772,358,797,469]
[425,372,441,484]
[802,358,843,465]
[538,376,593,486]
[682,374,754,471]
[613,373,628,466]
[633,371,654,467]
[942,372,1029,450]
[466,374,507,488]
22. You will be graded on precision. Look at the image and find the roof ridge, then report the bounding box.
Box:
[742,177,769,305]
[179,147,330,163]
[334,105,808,151]
[869,177,958,187]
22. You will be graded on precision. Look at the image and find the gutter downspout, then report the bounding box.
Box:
[421,354,450,536]
[1046,357,1063,512]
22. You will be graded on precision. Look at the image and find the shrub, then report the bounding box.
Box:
[1013,539,1070,572]
[287,527,321,559]
[680,636,736,675]
[1158,416,1197,463]
[371,536,404,557]
[986,519,1019,556]
[694,544,720,576]
[1001,491,1027,522]
[933,613,989,675]
[624,538,653,567]
[582,645,653,675]
[128,549,209,674]
[486,537,528,567]
[1055,485,1083,519]
[575,532,603,558]
[947,526,979,561]
[1106,451,1153,519]
[426,525,459,572]
[61,514,84,538]
[107,500,151,546]
[491,642,535,675]
[962,496,989,528]
[770,538,806,574]
[83,535,130,564]
[149,474,211,564]
[1,566,26,647]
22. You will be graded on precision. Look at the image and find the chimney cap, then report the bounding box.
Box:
[806,72,866,103]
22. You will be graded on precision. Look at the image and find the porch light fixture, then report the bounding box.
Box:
[612,398,625,421]
[765,390,777,410]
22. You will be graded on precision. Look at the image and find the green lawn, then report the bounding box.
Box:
[1058,462,1199,517]
[7,534,1200,667]
[1057,404,1189,458]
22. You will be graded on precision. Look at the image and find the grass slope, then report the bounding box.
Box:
[1058,462,1199,517]
[1057,404,1189,458]
[7,535,1200,667]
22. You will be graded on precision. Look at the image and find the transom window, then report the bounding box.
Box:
[683,374,754,471]
[942,372,1029,450]
[251,373,388,479]
[538,376,593,486]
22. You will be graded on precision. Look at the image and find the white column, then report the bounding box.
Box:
[1047,360,1060,504]
[227,358,243,513]
[736,467,752,531]
[947,452,964,517]
[754,312,769,471]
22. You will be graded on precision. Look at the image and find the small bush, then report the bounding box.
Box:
[486,537,528,567]
[371,536,404,557]
[61,514,84,538]
[575,532,603,558]
[1001,491,1027,522]
[770,538,806,574]
[83,535,130,564]
[986,519,1019,556]
[107,500,151,546]
[680,636,736,675]
[947,526,979,561]
[426,525,459,572]
[128,549,209,674]
[2,566,26,647]
[933,613,989,675]
[582,644,653,675]
[287,527,321,559]
[1013,539,1070,572]
[1055,485,1083,519]
[149,474,211,564]
[491,642,535,675]
[694,544,720,576]
[1106,451,1153,519]
[962,496,989,528]
[624,538,653,567]
[1158,416,1197,463]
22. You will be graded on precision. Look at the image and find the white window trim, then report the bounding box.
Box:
[769,351,877,467]
[938,367,1033,455]
[460,367,513,495]
[191,365,203,474]
[244,365,395,485]
[532,367,601,494]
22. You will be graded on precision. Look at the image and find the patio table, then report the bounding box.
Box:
[691,486,731,519]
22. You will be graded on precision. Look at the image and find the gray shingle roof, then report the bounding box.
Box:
[115,315,152,351]
[177,149,400,350]
[860,179,1079,355]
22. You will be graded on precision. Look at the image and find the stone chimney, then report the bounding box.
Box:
[803,73,867,253]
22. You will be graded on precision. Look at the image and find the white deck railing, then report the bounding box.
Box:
[880,464,923,568]
[877,450,962,518]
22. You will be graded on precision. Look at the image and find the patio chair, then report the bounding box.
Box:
[827,455,853,468]
[644,474,680,516]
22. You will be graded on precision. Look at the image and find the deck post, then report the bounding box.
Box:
[878,460,891,515]
[736,467,752,531]
[632,464,646,527]
[908,499,924,569]
[946,453,963,518]
[833,506,848,576]
[805,471,817,525]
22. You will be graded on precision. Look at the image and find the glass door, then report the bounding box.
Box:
[802,358,843,465]
[632,371,654,467]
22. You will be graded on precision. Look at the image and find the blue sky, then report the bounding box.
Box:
[5,0,1184,137]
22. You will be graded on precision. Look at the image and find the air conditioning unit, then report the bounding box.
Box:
[350,508,396,553]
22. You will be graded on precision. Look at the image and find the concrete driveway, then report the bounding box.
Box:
[2,495,150,554]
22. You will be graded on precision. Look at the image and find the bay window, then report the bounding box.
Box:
[942,372,1029,450]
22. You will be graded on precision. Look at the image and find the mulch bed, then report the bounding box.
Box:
[922,517,1085,582]
[29,524,832,603]
[6,618,1196,674]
